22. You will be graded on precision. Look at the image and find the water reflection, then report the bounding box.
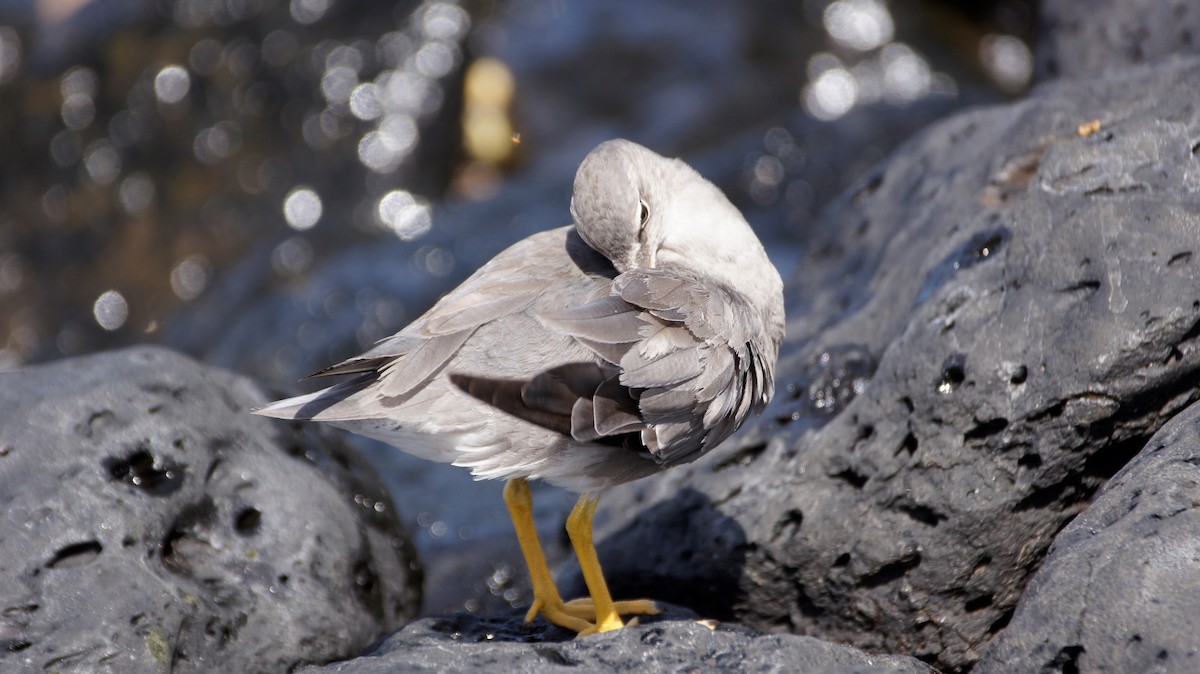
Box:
[803,36,949,122]
[0,0,472,364]
[0,0,1031,376]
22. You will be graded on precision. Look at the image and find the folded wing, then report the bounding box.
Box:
[452,267,776,467]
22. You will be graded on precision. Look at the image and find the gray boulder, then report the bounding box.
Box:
[975,398,1200,674]
[301,607,937,674]
[1037,0,1200,81]
[0,346,421,673]
[582,53,1200,672]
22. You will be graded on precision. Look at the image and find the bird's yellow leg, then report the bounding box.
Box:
[565,492,661,636]
[504,480,659,635]
[503,478,593,633]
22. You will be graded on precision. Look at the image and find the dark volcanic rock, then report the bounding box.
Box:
[0,347,420,673]
[1036,0,1200,81]
[975,398,1200,674]
[301,607,936,674]
[583,54,1200,672]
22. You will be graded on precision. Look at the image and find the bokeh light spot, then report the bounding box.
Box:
[321,65,358,104]
[0,27,20,85]
[824,0,894,52]
[981,34,1033,93]
[83,140,121,185]
[377,190,432,240]
[803,65,858,121]
[154,65,191,104]
[283,187,322,230]
[170,254,212,301]
[93,290,128,331]
[272,236,314,275]
[60,94,95,130]
[290,0,332,25]
[119,172,156,215]
[349,83,383,120]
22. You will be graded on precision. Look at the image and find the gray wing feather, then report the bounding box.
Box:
[309,334,426,378]
[592,375,642,435]
[539,297,645,344]
[379,328,474,398]
[425,292,536,334]
[521,363,608,415]
[448,374,574,437]
[536,267,775,466]
[620,347,706,389]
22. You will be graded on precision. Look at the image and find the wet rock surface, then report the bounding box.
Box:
[581,53,1200,672]
[1036,0,1200,81]
[300,605,937,674]
[0,346,420,673]
[974,398,1200,674]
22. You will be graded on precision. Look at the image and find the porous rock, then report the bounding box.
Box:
[585,54,1200,672]
[974,398,1200,674]
[0,346,421,673]
[301,606,937,674]
[1036,0,1200,81]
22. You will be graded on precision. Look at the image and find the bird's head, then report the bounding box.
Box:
[570,139,784,333]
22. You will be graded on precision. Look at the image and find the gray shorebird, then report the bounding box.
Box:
[255,139,785,635]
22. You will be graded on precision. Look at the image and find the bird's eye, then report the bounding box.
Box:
[637,200,650,225]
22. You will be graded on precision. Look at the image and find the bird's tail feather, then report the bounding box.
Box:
[252,373,377,421]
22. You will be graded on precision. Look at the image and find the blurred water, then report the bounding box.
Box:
[0,0,1033,616]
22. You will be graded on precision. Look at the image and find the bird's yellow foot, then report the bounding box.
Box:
[504,479,659,636]
[561,596,662,620]
[524,597,658,634]
[525,596,595,634]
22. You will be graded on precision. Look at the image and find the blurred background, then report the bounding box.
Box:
[0,0,1034,613]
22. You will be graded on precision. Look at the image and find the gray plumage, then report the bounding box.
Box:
[255,139,785,493]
